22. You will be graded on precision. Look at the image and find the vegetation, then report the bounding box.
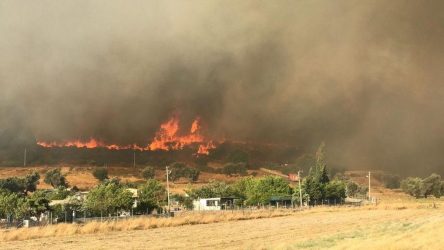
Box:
[186,176,292,206]
[137,179,166,213]
[83,181,133,215]
[222,162,248,176]
[92,167,109,182]
[0,171,40,194]
[401,173,444,198]
[169,162,200,182]
[346,181,368,198]
[302,143,346,204]
[44,169,68,188]
[141,166,155,180]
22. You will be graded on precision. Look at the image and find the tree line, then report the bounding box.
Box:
[401,173,444,198]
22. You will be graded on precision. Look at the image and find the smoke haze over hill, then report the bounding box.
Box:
[0,0,443,175]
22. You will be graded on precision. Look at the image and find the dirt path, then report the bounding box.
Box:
[2,208,439,250]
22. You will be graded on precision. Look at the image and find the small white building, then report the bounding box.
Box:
[192,197,237,211]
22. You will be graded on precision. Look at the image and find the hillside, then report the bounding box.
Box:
[0,164,392,196]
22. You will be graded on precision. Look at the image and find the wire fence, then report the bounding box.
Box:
[1,198,369,229]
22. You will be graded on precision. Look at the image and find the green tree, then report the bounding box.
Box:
[168,163,199,183]
[24,190,51,218]
[0,191,23,220]
[23,171,40,194]
[44,169,68,188]
[401,177,424,198]
[186,180,234,199]
[185,168,200,182]
[324,180,346,202]
[346,181,359,197]
[83,182,133,215]
[246,176,291,205]
[137,179,166,212]
[313,142,330,184]
[47,187,72,200]
[0,177,25,193]
[92,167,109,182]
[422,173,441,198]
[141,166,155,180]
[222,163,248,176]
[303,142,330,203]
[228,150,249,164]
[169,162,187,182]
[231,177,256,201]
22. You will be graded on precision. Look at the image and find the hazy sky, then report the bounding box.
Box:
[0,1,443,174]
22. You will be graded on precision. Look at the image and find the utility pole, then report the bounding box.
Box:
[23,148,27,167]
[166,166,171,213]
[367,171,371,201]
[298,170,303,209]
[133,150,136,168]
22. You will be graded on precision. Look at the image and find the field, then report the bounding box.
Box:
[1,203,443,250]
[1,166,443,249]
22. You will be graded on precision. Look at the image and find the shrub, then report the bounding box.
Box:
[185,168,200,182]
[44,169,68,188]
[401,177,424,198]
[222,163,248,176]
[168,163,199,182]
[141,167,155,180]
[324,180,346,201]
[92,167,109,182]
[137,179,166,213]
[83,182,133,215]
[0,171,40,194]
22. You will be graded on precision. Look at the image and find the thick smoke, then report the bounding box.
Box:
[0,1,443,175]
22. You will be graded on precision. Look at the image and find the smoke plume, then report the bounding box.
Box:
[0,0,443,175]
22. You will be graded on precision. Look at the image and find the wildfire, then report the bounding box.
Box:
[37,115,216,155]
[197,141,216,155]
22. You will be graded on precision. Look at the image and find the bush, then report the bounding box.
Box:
[227,150,249,164]
[44,169,68,188]
[401,177,424,198]
[185,168,200,182]
[141,167,155,180]
[137,179,166,213]
[324,180,346,201]
[168,163,200,182]
[400,173,443,198]
[222,163,248,176]
[83,182,133,215]
[92,167,109,182]
[0,171,40,194]
[346,181,368,197]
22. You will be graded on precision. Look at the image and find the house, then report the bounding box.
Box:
[126,188,139,208]
[193,197,238,211]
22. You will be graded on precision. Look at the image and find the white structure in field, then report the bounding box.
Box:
[193,197,237,211]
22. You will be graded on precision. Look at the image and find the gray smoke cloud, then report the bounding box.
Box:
[0,0,443,175]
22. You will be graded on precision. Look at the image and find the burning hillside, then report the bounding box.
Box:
[37,115,216,155]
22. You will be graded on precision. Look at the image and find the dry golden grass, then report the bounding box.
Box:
[2,204,443,250]
[0,209,297,242]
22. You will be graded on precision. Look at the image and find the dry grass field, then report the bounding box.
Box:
[1,204,443,250]
[1,166,443,249]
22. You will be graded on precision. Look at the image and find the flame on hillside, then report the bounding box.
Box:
[37,115,216,155]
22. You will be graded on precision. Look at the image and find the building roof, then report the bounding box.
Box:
[269,195,293,201]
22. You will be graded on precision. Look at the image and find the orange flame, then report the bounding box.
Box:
[37,115,216,155]
[149,116,204,150]
[197,141,216,155]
